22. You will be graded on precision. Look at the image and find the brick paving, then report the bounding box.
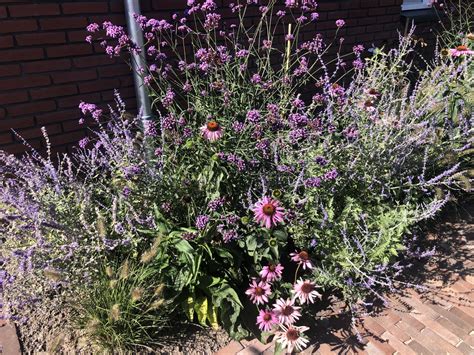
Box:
[0,320,21,355]
[217,205,474,355]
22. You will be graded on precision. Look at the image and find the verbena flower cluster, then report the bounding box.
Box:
[1,0,472,352]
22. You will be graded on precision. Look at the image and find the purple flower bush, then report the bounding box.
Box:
[1,0,473,352]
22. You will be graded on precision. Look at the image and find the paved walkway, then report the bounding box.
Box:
[0,320,21,355]
[217,206,474,355]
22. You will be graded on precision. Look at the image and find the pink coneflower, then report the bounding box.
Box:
[245,279,271,305]
[292,279,321,304]
[200,121,223,142]
[259,263,284,282]
[359,99,376,113]
[290,250,313,270]
[449,45,474,57]
[253,196,285,229]
[273,298,301,325]
[365,88,381,99]
[275,324,310,353]
[256,309,278,332]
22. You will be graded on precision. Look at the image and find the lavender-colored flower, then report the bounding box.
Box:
[122,165,141,179]
[86,23,100,33]
[204,12,221,30]
[222,229,238,243]
[276,10,286,17]
[232,121,245,133]
[122,186,131,197]
[195,215,210,230]
[336,19,345,28]
[304,177,321,188]
[236,49,249,58]
[143,120,157,137]
[251,74,262,84]
[161,202,172,213]
[162,88,175,108]
[246,109,261,123]
[208,197,225,211]
[78,137,89,149]
[323,169,338,181]
[315,156,328,166]
[79,101,97,115]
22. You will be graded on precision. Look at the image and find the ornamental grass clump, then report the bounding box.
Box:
[0,0,473,353]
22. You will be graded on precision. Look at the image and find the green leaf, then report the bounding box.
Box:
[182,295,195,321]
[272,229,288,241]
[207,304,219,330]
[194,296,208,326]
[246,236,257,255]
[274,340,285,355]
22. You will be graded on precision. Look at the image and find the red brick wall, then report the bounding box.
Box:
[0,0,404,155]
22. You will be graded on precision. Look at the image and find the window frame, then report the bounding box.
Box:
[401,0,432,11]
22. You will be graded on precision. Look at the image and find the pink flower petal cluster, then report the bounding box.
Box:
[290,250,313,270]
[200,121,224,142]
[252,196,285,228]
[273,298,301,325]
[292,279,321,304]
[449,45,474,57]
[256,309,278,332]
[259,263,284,282]
[245,279,271,305]
[275,324,310,353]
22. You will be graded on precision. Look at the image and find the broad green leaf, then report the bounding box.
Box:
[194,296,208,326]
[207,304,219,330]
[182,295,195,321]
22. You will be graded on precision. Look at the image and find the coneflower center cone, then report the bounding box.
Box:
[301,283,314,293]
[286,329,300,341]
[262,203,276,216]
[207,121,220,131]
[299,251,309,260]
[282,306,294,316]
[255,287,264,296]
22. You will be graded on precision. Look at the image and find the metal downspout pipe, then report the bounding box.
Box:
[124,0,153,122]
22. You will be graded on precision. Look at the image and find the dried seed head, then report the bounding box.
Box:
[149,299,165,310]
[105,266,114,278]
[131,287,144,302]
[154,284,165,297]
[140,248,158,264]
[109,279,118,289]
[119,259,130,280]
[110,304,121,322]
[96,215,107,237]
[44,268,62,282]
[140,237,162,264]
[454,174,471,192]
[86,318,101,333]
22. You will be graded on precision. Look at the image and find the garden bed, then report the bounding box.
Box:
[1,1,472,354]
[13,200,473,353]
